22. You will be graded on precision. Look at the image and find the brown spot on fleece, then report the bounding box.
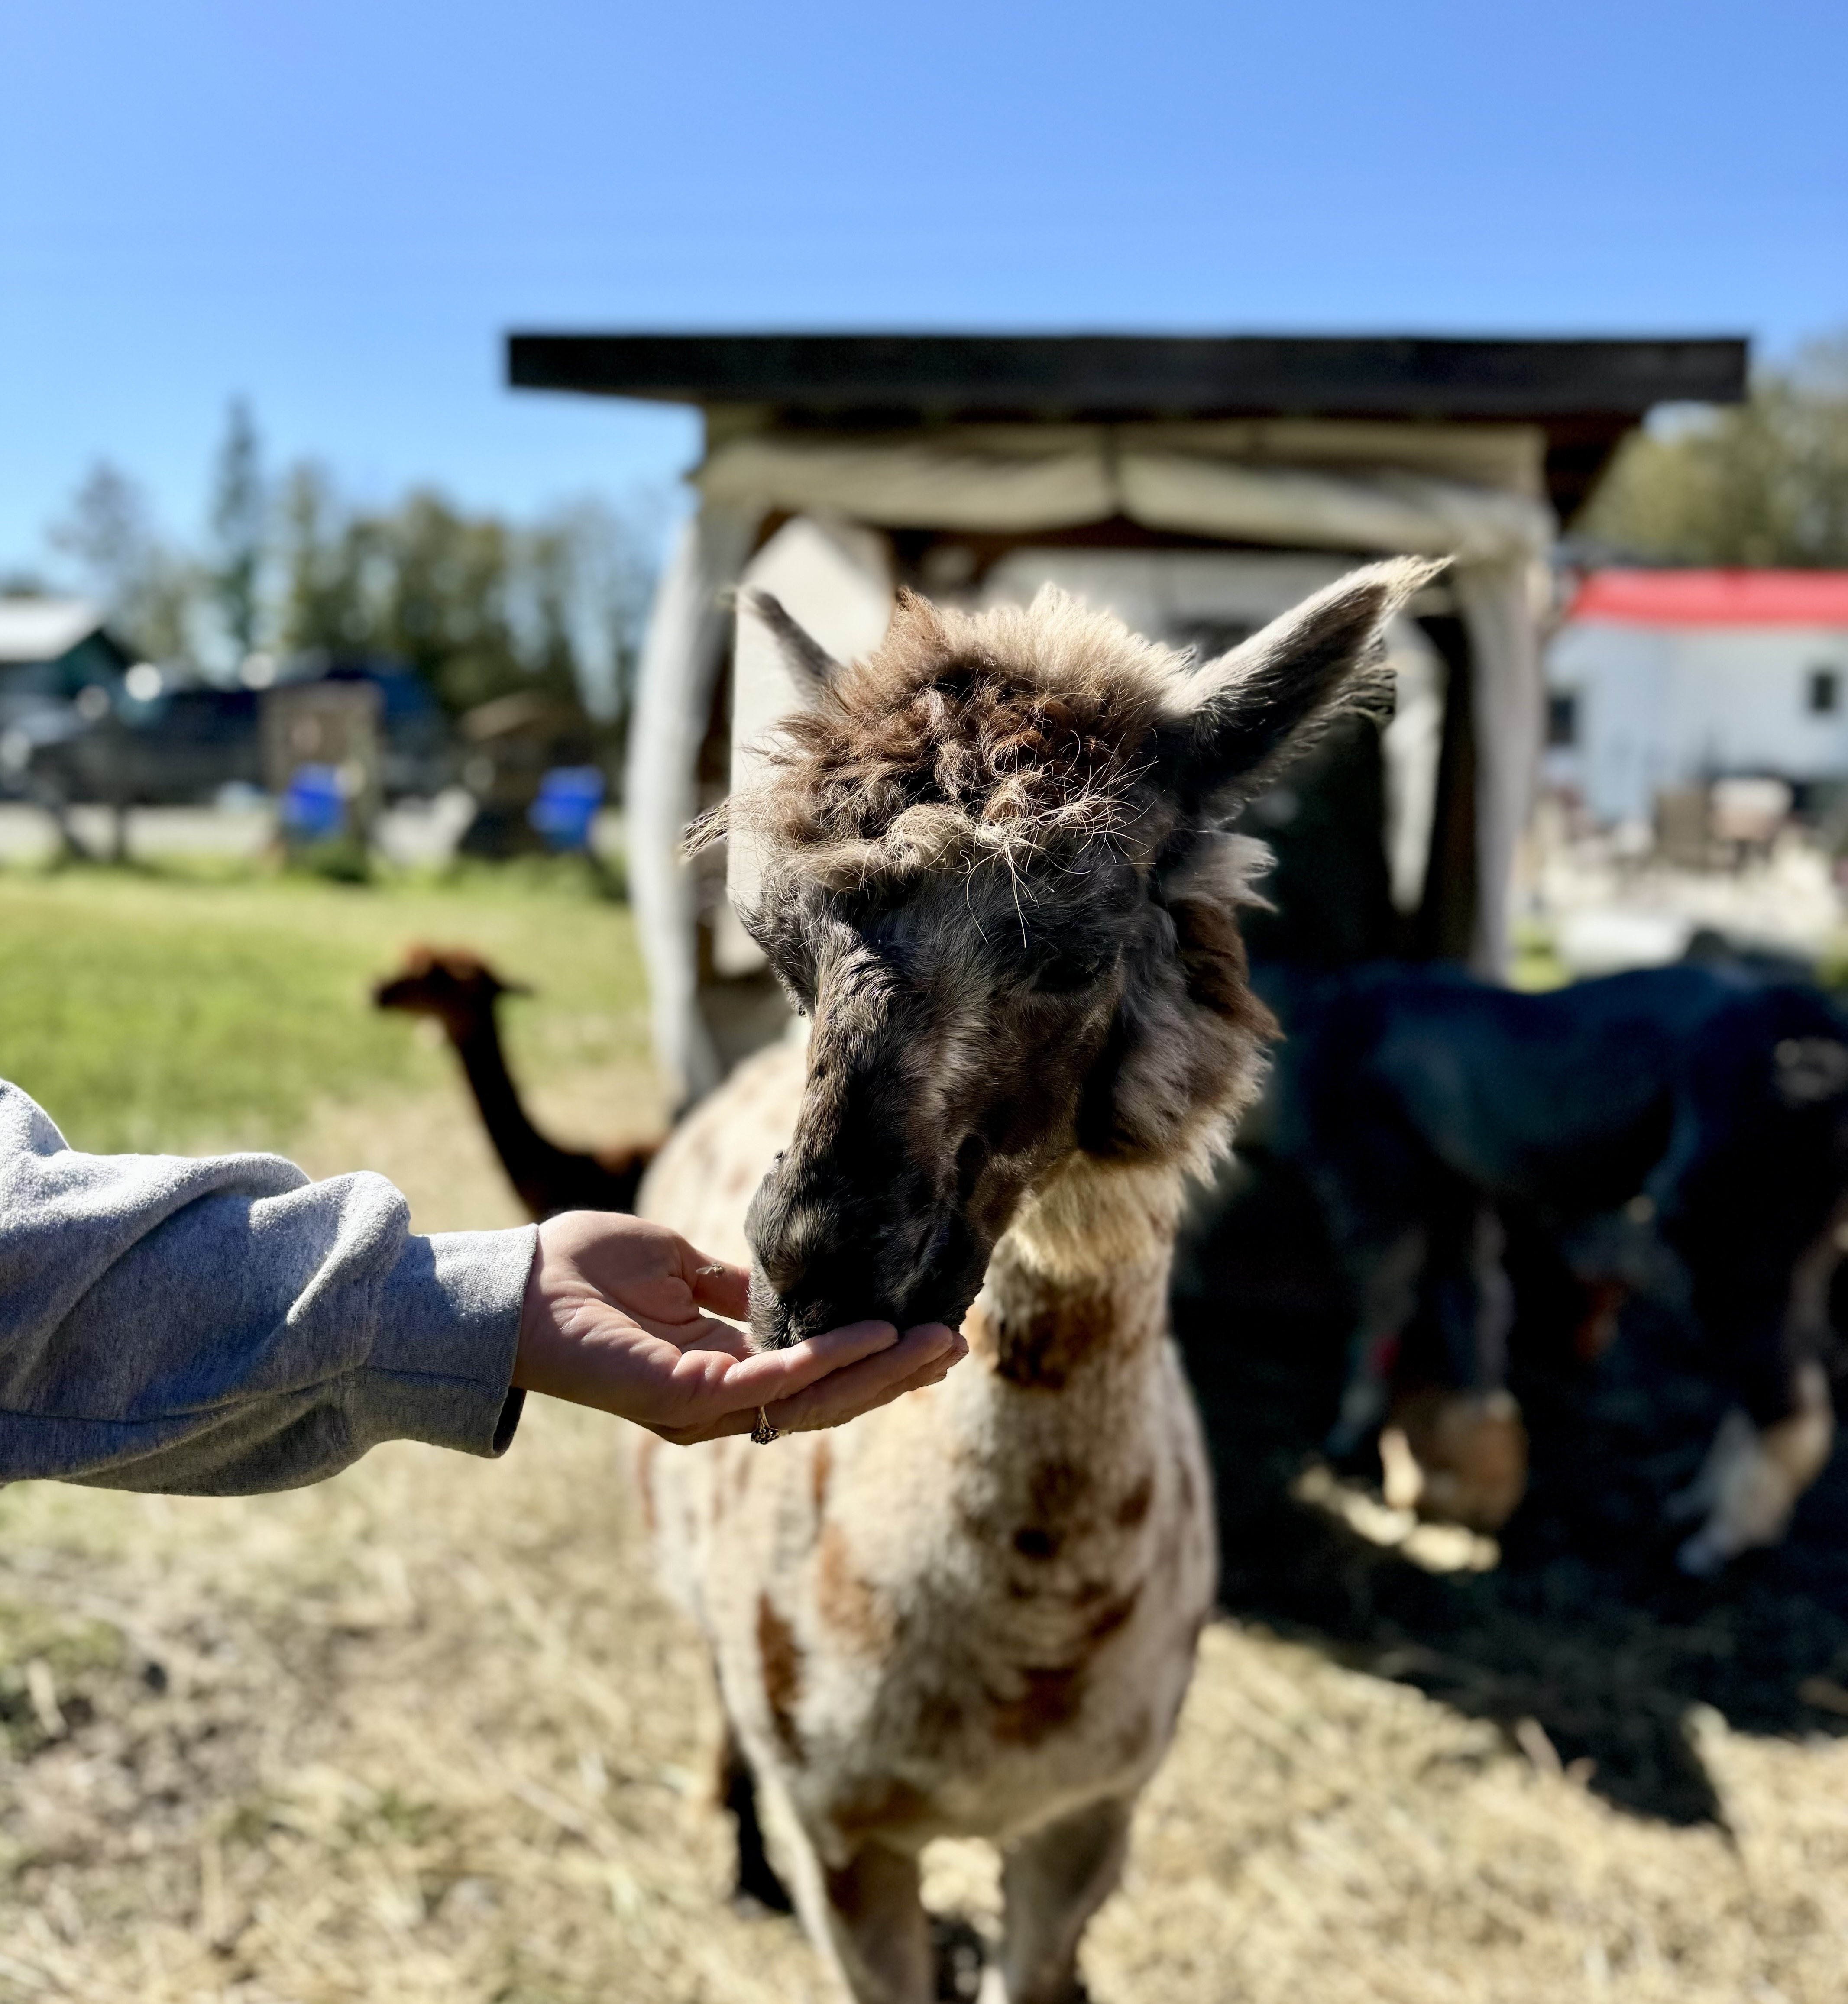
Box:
[757,1594,805,1760]
[980,1285,1116,1392]
[989,1659,1087,1747]
[1116,1471,1155,1527]
[1012,1457,1094,1561]
[816,1522,892,1656]
[829,1775,935,1840]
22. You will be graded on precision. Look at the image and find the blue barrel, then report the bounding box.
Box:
[528,766,605,852]
[280,764,347,842]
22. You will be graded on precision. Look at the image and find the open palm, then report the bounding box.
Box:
[514,1212,963,1444]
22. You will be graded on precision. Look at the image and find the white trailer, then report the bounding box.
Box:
[1546,569,1848,828]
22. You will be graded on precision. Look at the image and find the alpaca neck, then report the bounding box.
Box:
[447,1012,559,1186]
[966,1156,1183,1391]
[1006,1153,1185,1283]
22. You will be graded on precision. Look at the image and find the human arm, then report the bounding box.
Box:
[0,1078,966,1494]
[0,1078,534,1494]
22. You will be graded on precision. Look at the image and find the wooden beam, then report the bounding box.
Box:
[507,332,1748,423]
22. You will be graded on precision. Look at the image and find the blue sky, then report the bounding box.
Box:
[3,0,1845,571]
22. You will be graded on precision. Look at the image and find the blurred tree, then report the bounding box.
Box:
[538,497,658,740]
[513,514,585,702]
[46,462,195,661]
[278,463,369,655]
[375,491,533,712]
[277,475,658,733]
[210,399,267,663]
[42,434,661,745]
[1580,337,1848,566]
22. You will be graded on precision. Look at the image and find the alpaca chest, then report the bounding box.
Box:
[670,1342,1217,1851]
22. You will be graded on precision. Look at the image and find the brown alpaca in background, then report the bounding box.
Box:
[372,946,655,1219]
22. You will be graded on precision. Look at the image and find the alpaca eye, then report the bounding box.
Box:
[1029,947,1108,994]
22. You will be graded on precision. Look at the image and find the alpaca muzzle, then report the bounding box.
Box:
[744,1148,986,1349]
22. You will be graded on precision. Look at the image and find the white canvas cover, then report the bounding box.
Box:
[625,505,757,1102]
[727,517,894,917]
[699,430,1550,563]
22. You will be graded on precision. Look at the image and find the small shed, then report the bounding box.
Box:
[511,334,1746,1103]
[261,680,383,796]
[1546,569,1848,827]
[0,600,131,718]
[0,599,133,799]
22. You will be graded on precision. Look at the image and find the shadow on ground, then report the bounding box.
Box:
[1175,1151,1848,1829]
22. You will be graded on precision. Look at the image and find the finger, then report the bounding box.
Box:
[883,1341,967,1397]
[842,1332,966,1408]
[666,1334,968,1445]
[647,1407,761,1447]
[762,1325,962,1434]
[784,1355,957,1431]
[718,1319,900,1408]
[686,1251,752,1322]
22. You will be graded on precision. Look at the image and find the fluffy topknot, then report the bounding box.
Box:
[692,586,1191,886]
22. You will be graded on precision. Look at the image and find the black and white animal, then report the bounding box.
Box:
[1278,960,1846,1571]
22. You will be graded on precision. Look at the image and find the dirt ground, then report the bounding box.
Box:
[6,1074,1848,2001]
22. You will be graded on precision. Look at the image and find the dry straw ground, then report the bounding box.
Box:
[4,876,1848,2000]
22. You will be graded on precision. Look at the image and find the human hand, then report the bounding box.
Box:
[512,1211,967,1445]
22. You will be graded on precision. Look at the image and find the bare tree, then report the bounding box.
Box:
[46,462,194,661]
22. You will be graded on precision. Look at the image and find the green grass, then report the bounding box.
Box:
[1507,918,1571,993]
[0,861,651,1155]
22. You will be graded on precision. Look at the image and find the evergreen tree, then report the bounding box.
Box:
[210,400,267,663]
[278,463,369,656]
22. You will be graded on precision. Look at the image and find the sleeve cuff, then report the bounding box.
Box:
[360,1225,538,1459]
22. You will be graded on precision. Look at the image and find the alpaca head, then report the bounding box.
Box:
[373,946,528,1038]
[698,560,1439,1347]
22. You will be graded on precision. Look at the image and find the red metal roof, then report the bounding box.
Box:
[1569,569,1848,627]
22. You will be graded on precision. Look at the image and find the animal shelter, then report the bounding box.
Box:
[510,332,1745,1104]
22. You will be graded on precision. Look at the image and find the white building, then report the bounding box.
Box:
[1545,570,1848,826]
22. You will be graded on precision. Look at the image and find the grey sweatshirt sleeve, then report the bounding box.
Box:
[0,1077,537,1495]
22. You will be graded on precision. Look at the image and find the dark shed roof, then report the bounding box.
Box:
[506,332,1748,519]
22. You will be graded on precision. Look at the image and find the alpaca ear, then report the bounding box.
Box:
[1159,557,1445,807]
[742,589,847,689]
